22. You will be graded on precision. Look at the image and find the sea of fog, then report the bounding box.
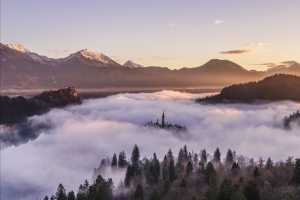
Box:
[1,90,300,200]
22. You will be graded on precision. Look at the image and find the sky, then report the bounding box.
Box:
[1,1,299,70]
[1,91,300,199]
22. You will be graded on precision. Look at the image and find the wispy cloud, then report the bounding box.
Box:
[168,23,175,27]
[151,55,179,60]
[220,50,253,55]
[214,20,223,25]
[253,61,299,68]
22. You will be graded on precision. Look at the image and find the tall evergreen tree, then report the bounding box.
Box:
[55,183,67,200]
[131,144,140,164]
[168,159,176,182]
[266,158,273,169]
[111,153,118,169]
[217,178,234,200]
[180,178,187,188]
[253,166,260,178]
[50,195,55,200]
[178,148,184,163]
[291,158,300,186]
[150,189,160,200]
[153,153,161,183]
[263,181,273,200]
[134,184,144,200]
[243,180,260,200]
[125,164,133,186]
[118,151,127,168]
[183,145,189,162]
[67,191,75,200]
[162,162,169,180]
[186,161,193,176]
[201,149,207,164]
[231,162,240,175]
[193,153,199,164]
[213,148,221,163]
[204,172,218,200]
[204,162,216,184]
[226,149,234,164]
[167,149,173,160]
[164,180,170,194]
[43,196,49,200]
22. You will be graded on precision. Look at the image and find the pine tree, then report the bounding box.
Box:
[168,159,176,182]
[183,145,189,162]
[118,150,127,168]
[131,144,140,164]
[204,162,216,184]
[111,153,118,169]
[67,191,75,200]
[253,166,260,178]
[150,189,160,200]
[153,153,161,183]
[243,180,260,200]
[263,181,273,200]
[178,148,184,163]
[162,162,169,180]
[213,148,221,163]
[217,178,234,200]
[180,178,187,188]
[50,195,55,200]
[134,184,144,200]
[43,196,49,200]
[125,164,133,186]
[291,158,300,186]
[226,149,234,164]
[231,162,240,175]
[164,180,170,194]
[204,172,218,200]
[201,149,207,164]
[193,153,199,164]
[186,161,193,176]
[55,183,67,200]
[266,158,273,169]
[167,149,173,160]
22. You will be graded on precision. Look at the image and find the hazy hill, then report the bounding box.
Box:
[1,43,299,89]
[197,74,300,103]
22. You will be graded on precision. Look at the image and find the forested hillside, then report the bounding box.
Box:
[43,145,300,200]
[197,74,300,103]
[0,87,81,125]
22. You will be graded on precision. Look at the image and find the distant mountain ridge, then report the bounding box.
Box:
[1,43,300,89]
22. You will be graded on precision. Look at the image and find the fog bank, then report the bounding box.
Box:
[1,90,300,200]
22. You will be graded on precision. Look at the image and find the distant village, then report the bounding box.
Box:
[145,112,187,131]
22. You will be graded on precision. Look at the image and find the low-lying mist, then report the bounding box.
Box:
[1,90,300,200]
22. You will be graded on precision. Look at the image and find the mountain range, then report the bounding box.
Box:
[1,43,300,89]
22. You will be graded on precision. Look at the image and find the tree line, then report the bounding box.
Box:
[43,144,300,200]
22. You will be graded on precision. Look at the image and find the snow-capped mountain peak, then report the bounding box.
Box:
[7,44,31,53]
[123,60,144,68]
[78,49,116,65]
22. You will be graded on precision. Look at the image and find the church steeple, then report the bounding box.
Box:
[162,111,166,127]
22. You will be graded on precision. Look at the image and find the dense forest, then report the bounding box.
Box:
[0,87,81,125]
[197,74,300,103]
[283,111,300,129]
[43,145,300,200]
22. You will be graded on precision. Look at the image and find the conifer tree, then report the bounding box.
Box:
[125,164,133,186]
[153,153,161,183]
[204,172,218,200]
[201,149,207,164]
[226,149,234,164]
[50,195,55,200]
[178,148,184,163]
[231,162,240,175]
[204,162,216,184]
[263,181,273,200]
[134,184,144,200]
[164,180,170,194]
[266,158,273,169]
[168,159,176,182]
[291,158,300,186]
[111,153,118,169]
[118,150,127,168]
[186,161,193,176]
[213,148,221,163]
[217,178,234,200]
[43,196,49,200]
[167,149,173,160]
[253,166,260,178]
[243,180,260,200]
[193,153,199,163]
[131,144,140,164]
[150,189,160,200]
[162,162,169,180]
[67,191,75,200]
[180,178,187,188]
[183,145,189,162]
[55,183,67,200]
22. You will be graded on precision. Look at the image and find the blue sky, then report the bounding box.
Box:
[1,0,299,70]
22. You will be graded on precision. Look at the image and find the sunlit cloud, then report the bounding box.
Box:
[252,61,299,68]
[220,50,253,55]
[214,20,223,25]
[168,23,175,27]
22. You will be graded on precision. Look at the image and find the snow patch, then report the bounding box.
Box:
[123,60,144,68]
[79,49,116,65]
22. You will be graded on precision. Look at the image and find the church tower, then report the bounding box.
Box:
[162,111,166,127]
